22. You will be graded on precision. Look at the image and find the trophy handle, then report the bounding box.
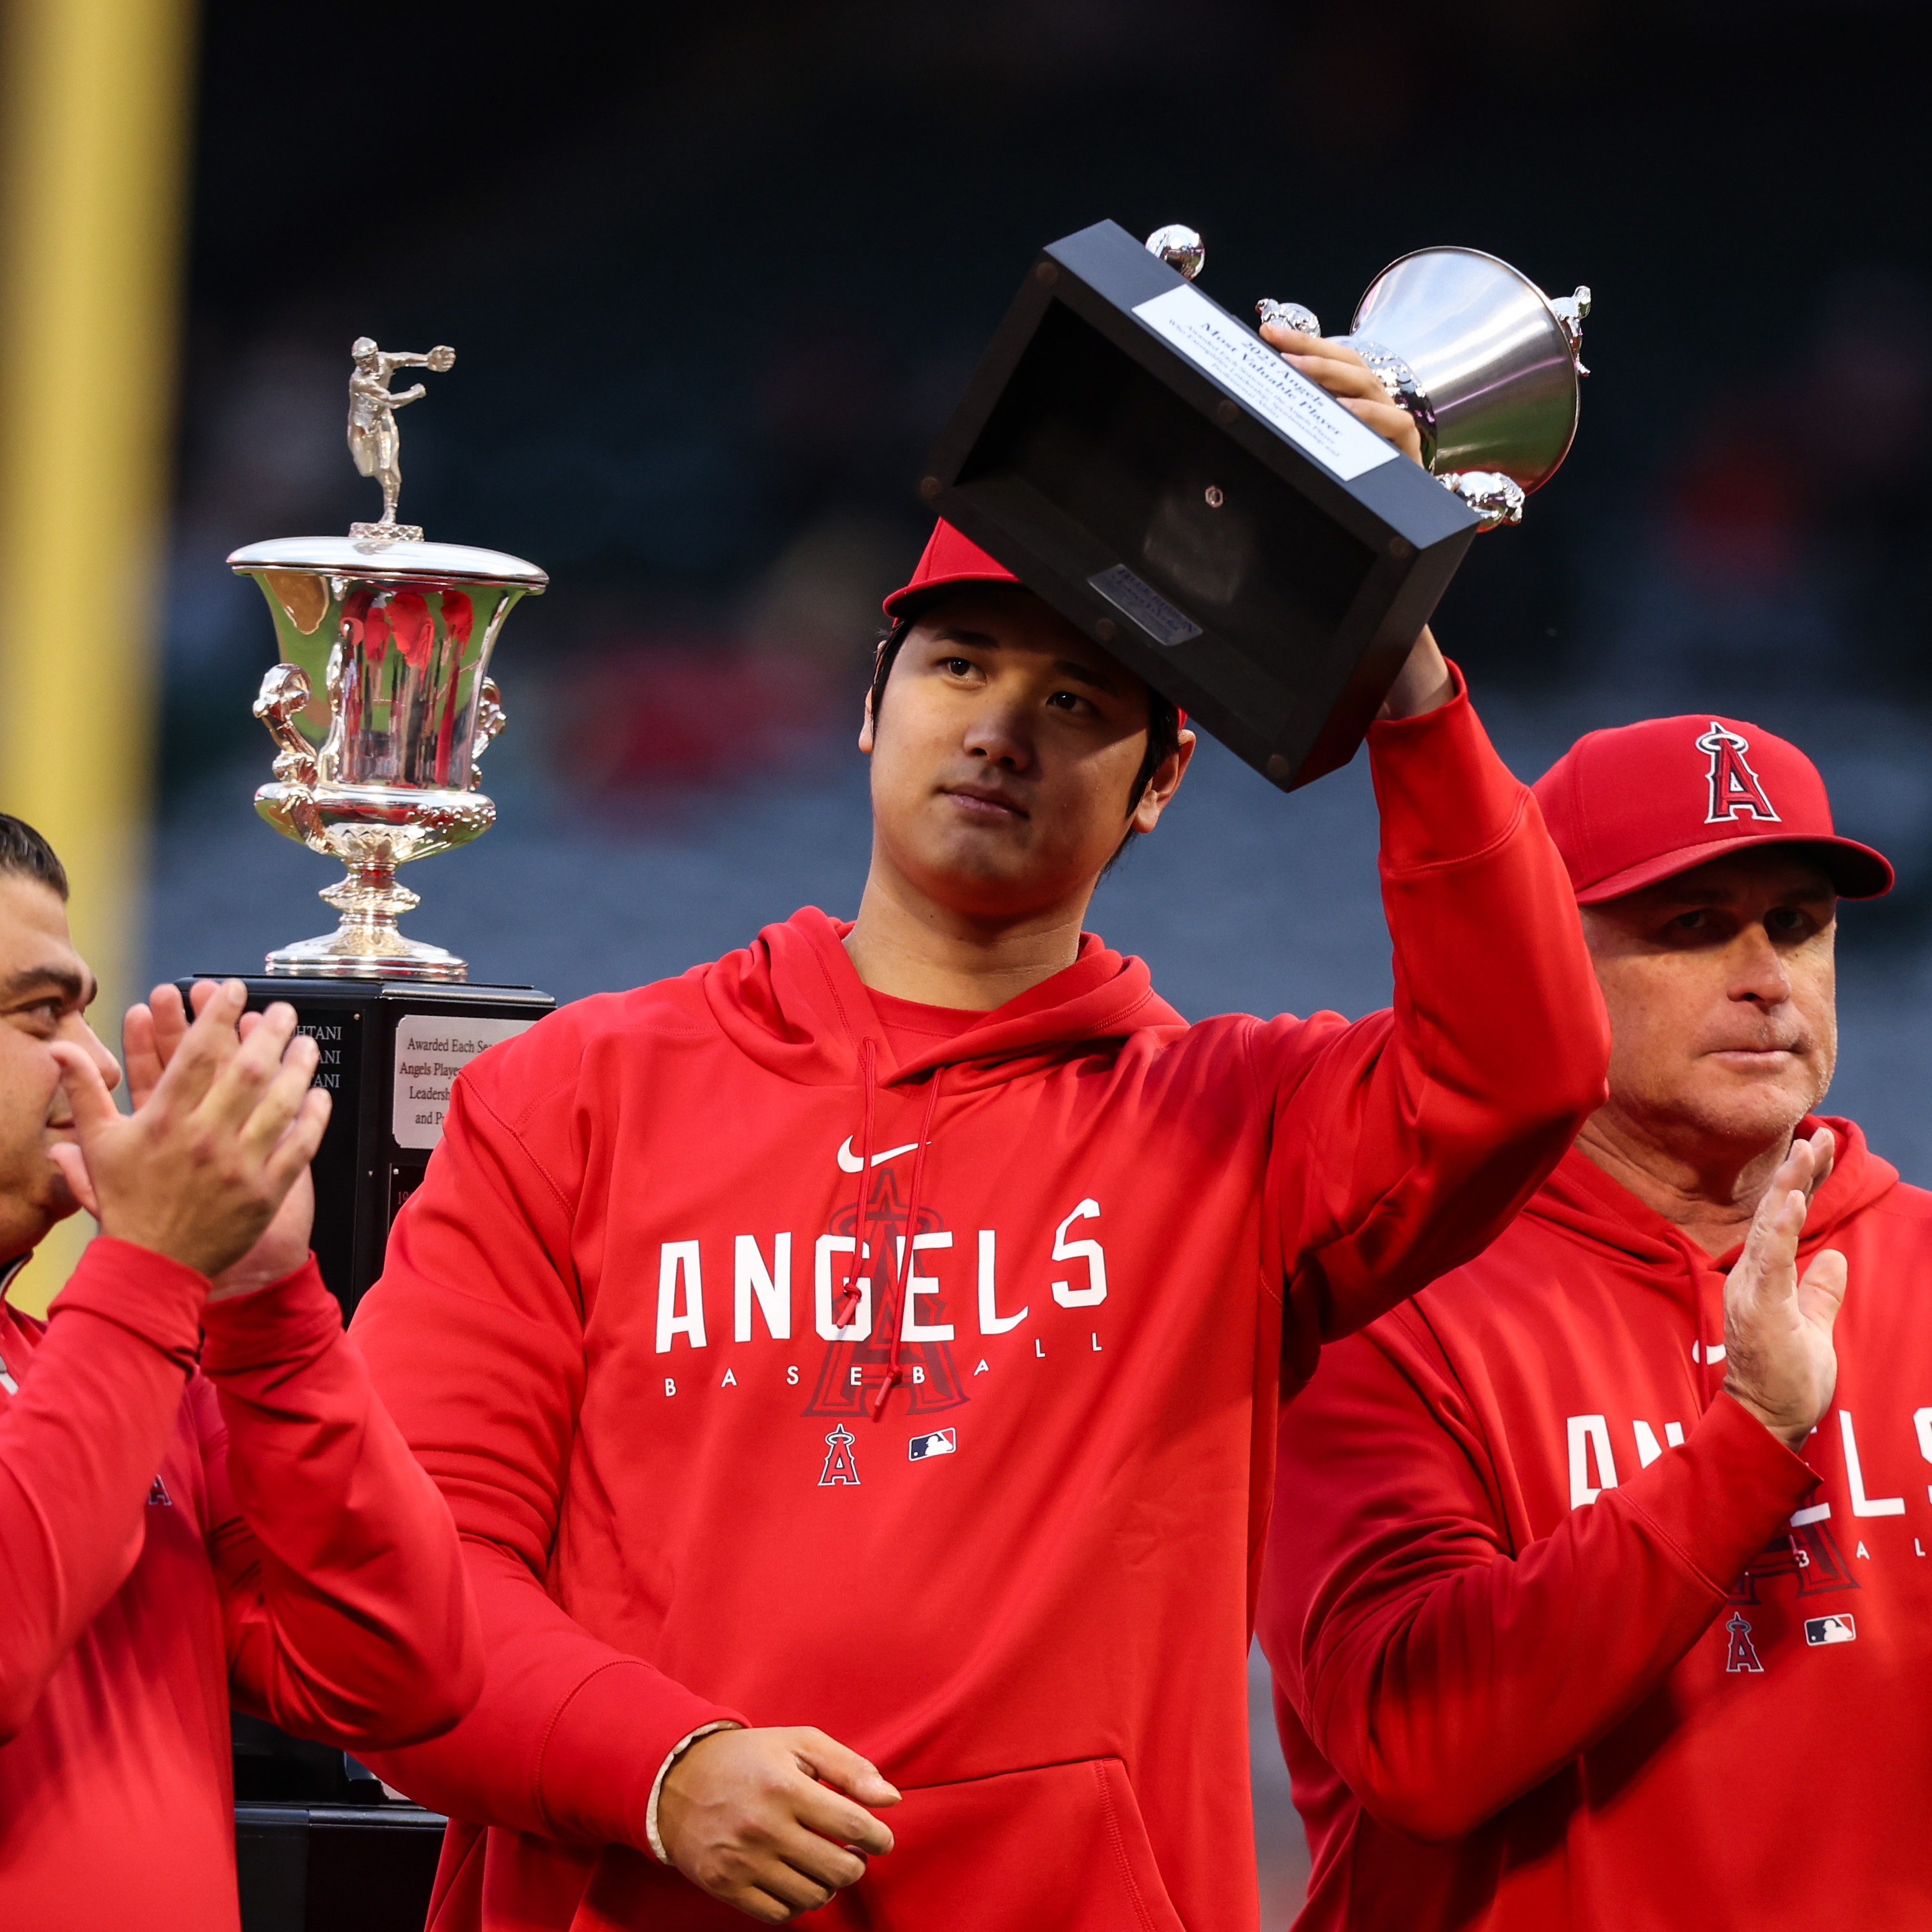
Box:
[1548,286,1591,376]
[467,677,506,786]
[1256,298,1323,337]
[1438,470,1526,531]
[253,662,319,785]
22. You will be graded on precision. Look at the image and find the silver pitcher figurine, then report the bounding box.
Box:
[228,340,547,982]
[1147,228,1590,530]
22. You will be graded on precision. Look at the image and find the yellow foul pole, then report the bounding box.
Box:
[0,0,197,1314]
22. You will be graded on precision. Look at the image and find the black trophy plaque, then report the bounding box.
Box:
[179,976,553,1320]
[922,218,1482,790]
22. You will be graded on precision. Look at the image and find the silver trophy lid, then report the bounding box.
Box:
[227,534,548,589]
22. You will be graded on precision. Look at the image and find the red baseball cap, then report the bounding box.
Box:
[882,520,1021,618]
[1532,713,1893,904]
[883,519,1189,728]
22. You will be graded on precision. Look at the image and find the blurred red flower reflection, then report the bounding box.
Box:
[388,591,435,671]
[441,589,474,649]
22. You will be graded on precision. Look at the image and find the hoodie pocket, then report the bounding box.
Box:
[865,1755,1186,1932]
[566,1755,1187,1932]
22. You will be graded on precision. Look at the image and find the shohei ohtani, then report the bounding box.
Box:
[351,329,1608,1931]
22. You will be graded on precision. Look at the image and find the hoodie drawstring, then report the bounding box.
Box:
[830,1039,945,1422]
[871,1069,944,1422]
[1689,1238,1733,1410]
[1693,1277,1717,1407]
[834,1039,880,1329]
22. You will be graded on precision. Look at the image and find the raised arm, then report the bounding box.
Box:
[1261,673,1610,1386]
[1259,1143,1843,1841]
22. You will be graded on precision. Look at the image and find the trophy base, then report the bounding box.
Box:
[264,928,469,982]
[266,856,472,980]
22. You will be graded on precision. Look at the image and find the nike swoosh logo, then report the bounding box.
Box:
[837,1137,922,1173]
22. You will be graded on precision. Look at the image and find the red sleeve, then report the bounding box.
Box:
[351,1075,744,1844]
[1258,671,1610,1385]
[199,1257,484,1750]
[0,1238,204,1739]
[1257,1325,1820,1841]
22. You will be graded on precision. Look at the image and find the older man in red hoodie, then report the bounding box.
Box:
[1260,713,1929,1930]
[0,813,483,1932]
[350,331,1610,1931]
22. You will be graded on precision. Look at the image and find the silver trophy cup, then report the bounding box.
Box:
[228,341,547,982]
[1146,228,1590,530]
[1259,248,1590,529]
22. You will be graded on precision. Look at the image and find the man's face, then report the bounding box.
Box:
[1582,848,1839,1160]
[0,876,120,1265]
[861,590,1192,923]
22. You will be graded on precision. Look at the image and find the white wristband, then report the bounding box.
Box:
[645,1721,741,1865]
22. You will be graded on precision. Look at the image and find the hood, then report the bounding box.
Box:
[699,905,1187,1091]
[1524,1115,1899,1272]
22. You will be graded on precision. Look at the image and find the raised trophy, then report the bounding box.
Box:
[922,220,1590,790]
[194,342,556,1320]
[1253,245,1589,533]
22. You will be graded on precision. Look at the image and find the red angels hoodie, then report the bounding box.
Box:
[0,1240,483,1932]
[1260,1120,1932,1931]
[350,684,1608,1932]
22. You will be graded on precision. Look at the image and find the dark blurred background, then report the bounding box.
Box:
[148,1,1929,1916]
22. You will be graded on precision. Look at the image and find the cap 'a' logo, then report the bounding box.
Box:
[1697,720,1780,825]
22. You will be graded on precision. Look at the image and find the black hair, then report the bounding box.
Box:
[868,603,1184,868]
[0,814,67,900]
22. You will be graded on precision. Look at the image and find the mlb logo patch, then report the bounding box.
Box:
[908,1428,957,1461]
[1804,1614,1856,1646]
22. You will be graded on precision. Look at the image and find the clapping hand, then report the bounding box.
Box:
[1722,1127,1848,1450]
[49,980,329,1294]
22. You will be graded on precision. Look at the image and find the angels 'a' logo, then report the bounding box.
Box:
[1697,720,1780,825]
[818,1425,860,1488]
[1724,1610,1765,1674]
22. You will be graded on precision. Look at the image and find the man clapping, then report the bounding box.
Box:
[0,813,481,1932]
[1260,717,1925,1930]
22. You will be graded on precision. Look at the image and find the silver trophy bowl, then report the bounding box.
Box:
[1254,247,1591,529]
[228,337,548,983]
[229,534,546,981]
